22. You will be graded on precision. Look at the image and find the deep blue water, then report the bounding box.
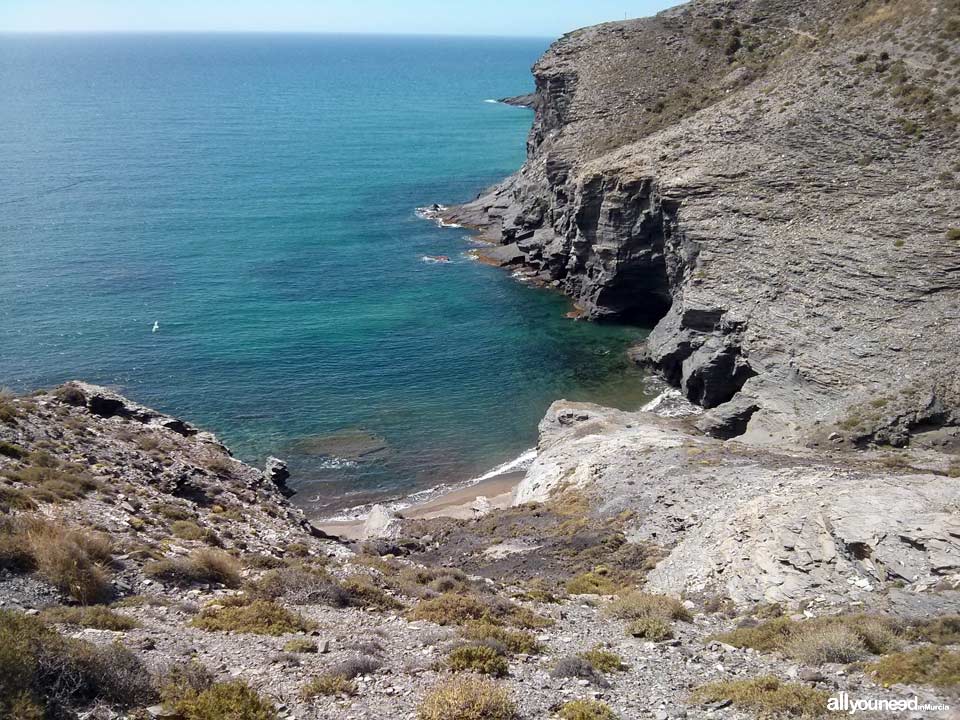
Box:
[0,34,651,514]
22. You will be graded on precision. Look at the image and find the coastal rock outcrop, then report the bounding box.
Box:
[517,399,960,608]
[446,0,960,444]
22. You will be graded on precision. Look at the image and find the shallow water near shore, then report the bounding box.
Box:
[0,33,653,513]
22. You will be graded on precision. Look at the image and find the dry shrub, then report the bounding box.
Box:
[338,574,404,611]
[784,625,869,664]
[16,518,114,604]
[283,638,318,654]
[144,548,240,588]
[417,676,517,720]
[692,676,831,718]
[870,646,960,688]
[579,645,625,672]
[328,654,382,680]
[446,644,509,677]
[246,567,349,606]
[907,615,960,645]
[605,592,692,622]
[156,660,214,706]
[462,621,541,655]
[190,599,311,636]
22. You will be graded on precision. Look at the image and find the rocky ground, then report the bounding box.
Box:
[2,385,958,719]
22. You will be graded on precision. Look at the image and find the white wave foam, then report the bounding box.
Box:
[483,99,499,104]
[471,447,538,483]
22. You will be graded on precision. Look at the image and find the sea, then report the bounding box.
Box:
[0,34,653,515]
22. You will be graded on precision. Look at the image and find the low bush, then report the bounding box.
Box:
[417,676,517,720]
[627,617,673,641]
[0,440,25,459]
[144,548,241,588]
[565,569,626,595]
[300,673,356,698]
[462,621,541,655]
[246,567,349,606]
[784,625,869,664]
[606,591,691,622]
[558,699,619,720]
[870,646,960,688]
[579,645,625,672]
[338,574,405,611]
[446,644,509,677]
[328,654,382,679]
[173,680,277,720]
[692,676,831,718]
[551,656,609,687]
[190,599,311,636]
[156,660,214,706]
[0,610,156,717]
[41,605,139,631]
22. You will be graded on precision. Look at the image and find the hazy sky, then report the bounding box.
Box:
[0,1,682,37]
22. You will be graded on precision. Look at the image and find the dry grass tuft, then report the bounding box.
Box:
[144,548,241,588]
[409,592,551,629]
[417,675,517,720]
[578,645,626,672]
[301,673,357,698]
[190,599,311,636]
[462,621,542,655]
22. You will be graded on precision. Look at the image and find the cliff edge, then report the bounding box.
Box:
[446,0,960,446]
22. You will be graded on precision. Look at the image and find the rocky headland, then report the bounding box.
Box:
[3,0,960,718]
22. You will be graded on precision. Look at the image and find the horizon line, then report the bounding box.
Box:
[0,29,558,40]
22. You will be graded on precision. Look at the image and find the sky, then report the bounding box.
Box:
[0,0,683,37]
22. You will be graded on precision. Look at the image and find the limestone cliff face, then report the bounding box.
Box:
[448,0,960,444]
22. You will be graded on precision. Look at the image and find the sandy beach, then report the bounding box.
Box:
[315,470,524,540]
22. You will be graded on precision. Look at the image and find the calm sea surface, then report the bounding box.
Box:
[0,34,652,514]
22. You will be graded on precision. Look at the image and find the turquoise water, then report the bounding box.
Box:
[0,34,651,514]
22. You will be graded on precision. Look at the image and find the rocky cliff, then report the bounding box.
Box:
[447,0,960,445]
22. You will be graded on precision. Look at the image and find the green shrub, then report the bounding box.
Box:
[579,645,625,672]
[417,676,517,720]
[174,680,277,720]
[446,644,509,677]
[190,600,311,636]
[565,569,626,595]
[692,676,831,718]
[157,660,214,706]
[41,605,139,631]
[558,699,619,720]
[947,227,960,241]
[0,441,25,459]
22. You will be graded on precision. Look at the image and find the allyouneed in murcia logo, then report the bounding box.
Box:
[828,692,951,715]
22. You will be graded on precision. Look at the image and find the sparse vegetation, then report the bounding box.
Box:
[714,615,900,661]
[190,599,311,636]
[870,646,960,688]
[171,520,221,545]
[328,654,383,679]
[446,644,509,677]
[417,676,517,720]
[947,227,960,241]
[907,615,960,645]
[41,605,139,631]
[692,676,831,718]
[558,699,619,720]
